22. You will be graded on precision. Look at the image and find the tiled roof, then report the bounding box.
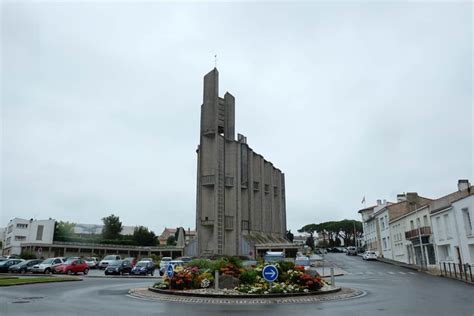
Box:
[430,187,473,214]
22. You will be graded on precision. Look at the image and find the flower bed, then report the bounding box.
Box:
[153,257,327,295]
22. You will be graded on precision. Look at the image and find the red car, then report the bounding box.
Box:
[54,258,89,275]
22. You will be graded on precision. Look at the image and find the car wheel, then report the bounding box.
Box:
[84,268,89,275]
[67,270,72,275]
[151,271,154,276]
[45,268,51,274]
[20,269,26,274]
[120,271,124,276]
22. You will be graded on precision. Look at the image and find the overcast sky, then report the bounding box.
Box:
[1,1,472,235]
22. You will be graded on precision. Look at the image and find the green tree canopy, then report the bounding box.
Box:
[297,224,318,236]
[166,235,177,246]
[102,214,123,240]
[299,219,362,247]
[133,226,157,246]
[54,221,75,241]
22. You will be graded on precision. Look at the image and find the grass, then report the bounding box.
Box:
[0,276,81,286]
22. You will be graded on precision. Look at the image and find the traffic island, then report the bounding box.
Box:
[128,286,365,304]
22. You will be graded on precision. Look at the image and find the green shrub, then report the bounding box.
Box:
[278,261,295,273]
[187,259,212,270]
[227,256,243,268]
[20,252,37,260]
[239,269,257,284]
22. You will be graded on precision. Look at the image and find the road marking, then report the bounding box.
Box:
[378,272,385,275]
[408,272,417,275]
[366,271,374,274]
[398,272,406,275]
[387,272,396,275]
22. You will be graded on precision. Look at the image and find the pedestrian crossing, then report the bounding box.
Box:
[346,271,417,276]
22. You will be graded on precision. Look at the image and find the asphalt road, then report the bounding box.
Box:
[0,254,473,316]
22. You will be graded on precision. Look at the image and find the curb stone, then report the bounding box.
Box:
[127,287,365,304]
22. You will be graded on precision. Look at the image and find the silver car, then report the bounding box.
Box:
[31,257,66,274]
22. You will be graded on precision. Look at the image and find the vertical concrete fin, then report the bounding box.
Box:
[224,92,235,141]
[201,68,219,135]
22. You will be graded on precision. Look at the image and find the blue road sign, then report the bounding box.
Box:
[166,263,174,278]
[262,265,278,283]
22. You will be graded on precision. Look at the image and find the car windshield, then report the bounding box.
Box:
[136,262,148,267]
[104,256,118,260]
[295,258,310,266]
[41,258,54,264]
[108,260,122,266]
[64,259,76,264]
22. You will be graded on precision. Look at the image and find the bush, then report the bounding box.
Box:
[20,252,37,260]
[239,269,257,284]
[278,261,295,273]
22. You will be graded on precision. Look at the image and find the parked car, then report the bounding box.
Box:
[294,256,311,271]
[8,259,43,274]
[124,257,137,267]
[99,255,121,269]
[0,259,24,273]
[54,258,89,275]
[177,256,193,263]
[84,257,99,269]
[159,257,172,275]
[31,257,66,274]
[362,251,378,261]
[104,260,132,275]
[139,258,154,263]
[264,251,286,263]
[131,261,155,276]
[346,246,357,256]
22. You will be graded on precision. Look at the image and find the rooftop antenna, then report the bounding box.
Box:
[214,54,218,68]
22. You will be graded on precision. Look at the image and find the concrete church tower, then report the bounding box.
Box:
[196,68,288,257]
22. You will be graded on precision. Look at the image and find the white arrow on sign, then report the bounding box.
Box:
[264,270,276,278]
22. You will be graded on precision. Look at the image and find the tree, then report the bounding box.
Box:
[305,235,315,250]
[133,226,157,246]
[54,221,75,241]
[297,224,318,236]
[166,235,177,246]
[102,214,123,240]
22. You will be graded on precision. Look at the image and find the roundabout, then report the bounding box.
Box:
[127,286,366,304]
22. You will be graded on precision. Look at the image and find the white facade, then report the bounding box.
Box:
[3,218,55,256]
[375,209,392,259]
[431,194,474,265]
[360,200,392,256]
[390,218,408,263]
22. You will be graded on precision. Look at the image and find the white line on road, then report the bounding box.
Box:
[387,272,396,275]
[398,272,406,275]
[408,272,417,275]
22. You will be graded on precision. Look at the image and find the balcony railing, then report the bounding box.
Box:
[405,226,432,239]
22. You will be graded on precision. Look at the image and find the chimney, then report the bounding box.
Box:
[397,193,407,202]
[377,199,382,205]
[458,179,470,191]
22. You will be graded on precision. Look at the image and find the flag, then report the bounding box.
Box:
[361,196,365,204]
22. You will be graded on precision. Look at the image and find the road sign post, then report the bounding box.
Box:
[262,265,279,286]
[166,264,174,290]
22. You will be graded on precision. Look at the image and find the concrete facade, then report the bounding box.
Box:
[2,218,55,256]
[196,68,287,257]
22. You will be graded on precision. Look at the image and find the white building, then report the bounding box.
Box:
[359,199,393,256]
[430,180,473,266]
[2,218,55,256]
[390,204,436,267]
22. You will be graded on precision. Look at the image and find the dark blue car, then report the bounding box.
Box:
[130,261,155,276]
